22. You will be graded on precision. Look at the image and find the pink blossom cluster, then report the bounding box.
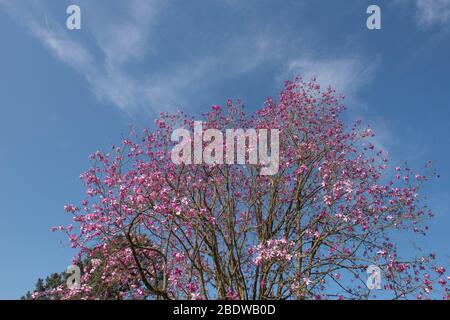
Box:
[251,238,296,266]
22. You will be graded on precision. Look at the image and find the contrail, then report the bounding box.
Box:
[44,13,50,31]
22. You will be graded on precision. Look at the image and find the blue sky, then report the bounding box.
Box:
[0,0,450,299]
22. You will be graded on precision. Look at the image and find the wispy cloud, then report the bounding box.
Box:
[277,56,380,111]
[84,0,161,65]
[284,58,377,97]
[0,1,93,69]
[0,0,379,115]
[415,0,450,27]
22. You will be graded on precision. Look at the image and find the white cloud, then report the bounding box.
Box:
[281,57,379,101]
[416,0,450,27]
[34,27,94,71]
[83,0,162,65]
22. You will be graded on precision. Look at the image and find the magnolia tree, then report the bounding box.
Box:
[39,78,449,300]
